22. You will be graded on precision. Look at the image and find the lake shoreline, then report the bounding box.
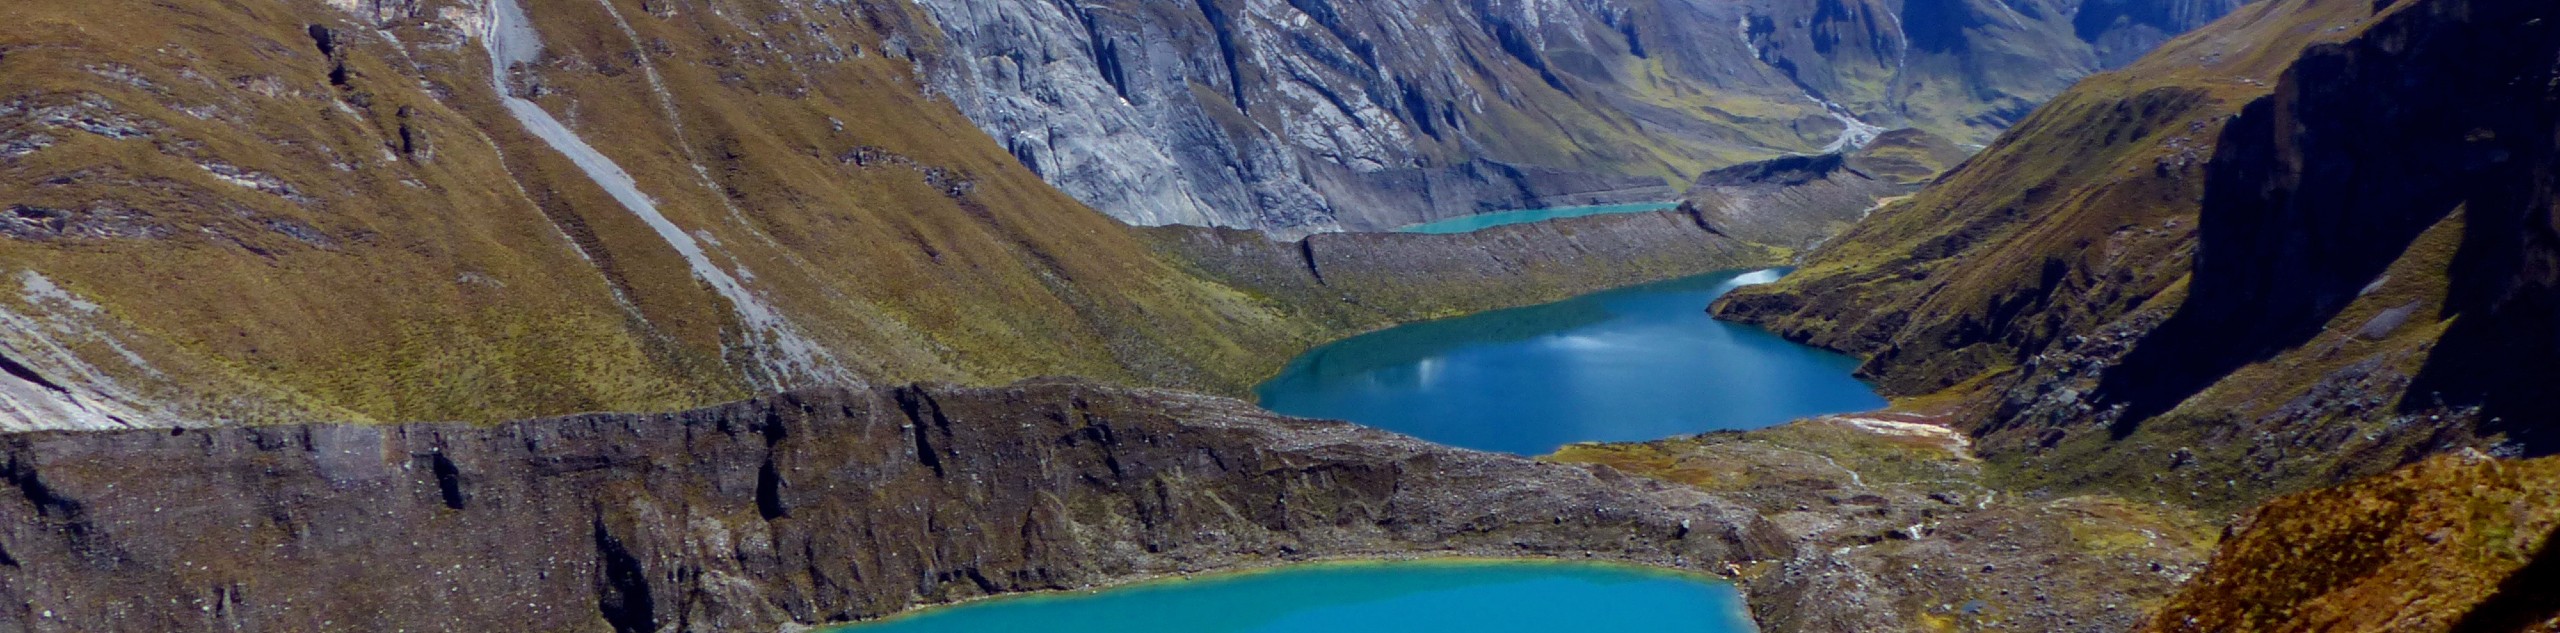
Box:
[1139,207,1783,397]
[1256,268,1886,455]
[814,265,1890,633]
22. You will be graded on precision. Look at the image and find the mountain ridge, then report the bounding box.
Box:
[1702,7,2560,629]
[910,0,2248,233]
[0,0,1800,431]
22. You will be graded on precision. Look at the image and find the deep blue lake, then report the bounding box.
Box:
[1395,201,1682,234]
[1256,268,1886,455]
[830,561,1755,633]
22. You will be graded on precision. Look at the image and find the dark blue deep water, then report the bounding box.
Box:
[1256,268,1886,455]
[832,561,1755,633]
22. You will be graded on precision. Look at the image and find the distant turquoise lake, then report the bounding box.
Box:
[830,561,1756,633]
[1256,268,1886,455]
[1395,201,1682,234]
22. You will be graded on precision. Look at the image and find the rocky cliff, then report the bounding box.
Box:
[1713,0,2560,509]
[1558,415,2219,633]
[908,0,2246,233]
[0,379,1791,632]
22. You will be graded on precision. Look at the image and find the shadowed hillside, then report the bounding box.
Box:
[1714,0,2558,508]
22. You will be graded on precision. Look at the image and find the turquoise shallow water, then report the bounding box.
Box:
[1395,201,1682,234]
[831,562,1756,633]
[1256,268,1887,455]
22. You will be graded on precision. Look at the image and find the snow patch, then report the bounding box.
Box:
[1835,416,1974,458]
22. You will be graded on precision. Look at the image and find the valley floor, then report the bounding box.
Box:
[1558,414,2218,632]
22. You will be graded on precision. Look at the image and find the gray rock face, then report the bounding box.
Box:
[0,380,1786,632]
[2075,0,2253,66]
[910,0,1722,236]
[910,0,2248,234]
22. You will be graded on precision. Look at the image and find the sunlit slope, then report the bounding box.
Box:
[2143,454,2560,633]
[0,0,1342,427]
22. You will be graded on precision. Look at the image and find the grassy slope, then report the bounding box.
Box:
[1706,0,2432,508]
[1676,0,2560,628]
[0,0,1801,428]
[1714,0,2362,393]
[0,0,1351,425]
[0,0,743,423]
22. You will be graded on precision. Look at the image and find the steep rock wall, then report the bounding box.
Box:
[1713,0,2560,508]
[0,379,1789,632]
[2100,0,2560,438]
[909,0,2246,233]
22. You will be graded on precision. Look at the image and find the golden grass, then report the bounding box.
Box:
[0,0,1353,424]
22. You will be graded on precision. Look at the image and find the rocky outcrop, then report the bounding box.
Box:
[1558,415,2218,633]
[2142,453,2560,633]
[0,379,1788,632]
[909,0,2246,233]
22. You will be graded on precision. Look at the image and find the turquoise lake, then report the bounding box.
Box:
[1256,268,1887,455]
[1395,201,1682,234]
[832,561,1756,633]
[834,269,1873,632]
